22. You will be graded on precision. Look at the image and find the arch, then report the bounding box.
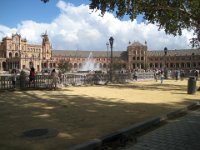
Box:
[193,62,196,68]
[176,63,180,68]
[103,63,107,68]
[132,63,136,69]
[69,63,73,68]
[2,62,6,71]
[141,63,144,69]
[181,63,185,68]
[74,63,78,68]
[15,52,18,57]
[9,52,12,58]
[53,63,56,67]
[79,63,82,68]
[160,63,163,68]
[186,62,190,68]
[99,63,102,68]
[150,63,153,68]
[29,61,33,68]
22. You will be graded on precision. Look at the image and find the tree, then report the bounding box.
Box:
[41,0,200,47]
[57,60,71,73]
[112,58,126,71]
[41,0,49,3]
[89,0,200,47]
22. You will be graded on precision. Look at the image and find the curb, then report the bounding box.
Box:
[67,102,199,150]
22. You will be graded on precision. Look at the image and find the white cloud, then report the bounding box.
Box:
[0,0,195,51]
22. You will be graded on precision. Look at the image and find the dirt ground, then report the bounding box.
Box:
[0,79,199,150]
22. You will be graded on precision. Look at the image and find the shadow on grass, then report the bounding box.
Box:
[0,87,198,150]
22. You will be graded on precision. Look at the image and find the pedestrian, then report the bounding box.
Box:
[154,70,159,82]
[175,70,179,81]
[11,69,17,88]
[195,70,199,80]
[133,70,138,81]
[29,67,35,87]
[160,71,164,84]
[50,69,58,90]
[180,70,185,81]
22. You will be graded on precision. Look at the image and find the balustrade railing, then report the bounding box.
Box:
[0,72,155,90]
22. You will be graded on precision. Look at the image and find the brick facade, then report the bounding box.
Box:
[0,34,199,72]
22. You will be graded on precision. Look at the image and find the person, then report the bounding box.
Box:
[11,69,17,88]
[50,69,58,90]
[29,67,35,87]
[133,70,138,81]
[195,70,199,80]
[180,70,185,81]
[175,70,179,81]
[160,71,164,84]
[154,70,159,82]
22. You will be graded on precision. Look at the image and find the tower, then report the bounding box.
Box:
[41,32,52,60]
[127,41,148,71]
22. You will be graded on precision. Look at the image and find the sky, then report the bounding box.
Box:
[0,0,194,51]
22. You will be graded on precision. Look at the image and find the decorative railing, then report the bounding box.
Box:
[0,72,155,90]
[136,72,155,80]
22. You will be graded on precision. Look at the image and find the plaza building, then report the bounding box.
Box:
[0,33,55,72]
[0,33,199,72]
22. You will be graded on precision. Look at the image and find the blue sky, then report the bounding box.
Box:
[0,0,90,27]
[0,0,193,51]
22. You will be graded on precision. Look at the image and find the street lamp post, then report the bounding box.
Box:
[109,37,114,82]
[191,53,195,69]
[106,42,109,74]
[164,47,168,79]
[25,54,27,69]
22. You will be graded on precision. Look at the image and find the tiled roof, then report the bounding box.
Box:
[129,41,145,46]
[52,50,124,57]
[147,49,200,56]
[52,48,199,58]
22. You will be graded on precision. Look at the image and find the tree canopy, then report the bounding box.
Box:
[41,0,49,3]
[41,0,200,47]
[57,60,71,73]
[89,0,200,47]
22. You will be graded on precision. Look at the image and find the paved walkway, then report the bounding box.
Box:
[124,107,200,150]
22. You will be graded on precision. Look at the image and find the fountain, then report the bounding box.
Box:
[79,52,100,72]
[62,52,106,86]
